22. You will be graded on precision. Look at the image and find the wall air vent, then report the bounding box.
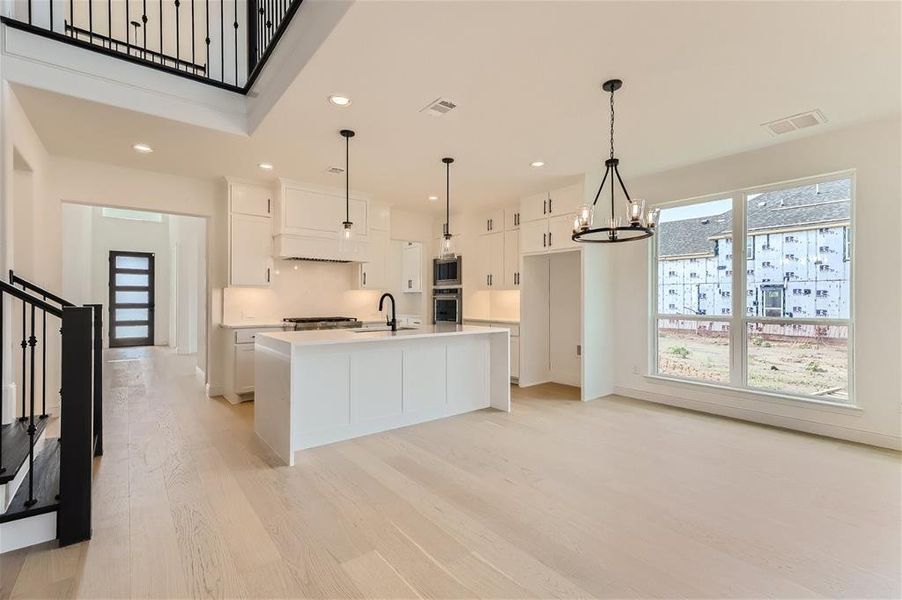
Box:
[420,98,457,117]
[762,109,827,136]
[326,166,345,174]
[285,257,351,264]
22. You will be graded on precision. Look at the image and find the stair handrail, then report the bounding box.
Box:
[9,270,74,308]
[0,280,63,318]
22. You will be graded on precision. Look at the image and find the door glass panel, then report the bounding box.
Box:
[115,308,149,322]
[115,255,150,270]
[115,291,149,304]
[115,273,150,287]
[115,326,149,338]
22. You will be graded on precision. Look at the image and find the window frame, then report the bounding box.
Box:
[649,170,855,406]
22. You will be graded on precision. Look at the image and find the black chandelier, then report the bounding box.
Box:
[572,79,659,243]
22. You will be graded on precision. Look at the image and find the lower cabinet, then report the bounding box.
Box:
[464,320,520,381]
[225,327,282,403]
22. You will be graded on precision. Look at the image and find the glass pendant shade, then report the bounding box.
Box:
[440,234,455,259]
[573,204,594,233]
[628,199,646,225]
[339,221,355,253]
[646,207,660,228]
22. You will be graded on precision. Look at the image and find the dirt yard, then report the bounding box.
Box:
[658,330,848,400]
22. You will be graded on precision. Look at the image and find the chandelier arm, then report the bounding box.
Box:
[591,164,611,207]
[613,163,632,204]
[610,163,615,221]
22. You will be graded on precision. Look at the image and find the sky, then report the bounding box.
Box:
[659,197,732,223]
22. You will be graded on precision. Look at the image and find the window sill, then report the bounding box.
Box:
[642,374,862,414]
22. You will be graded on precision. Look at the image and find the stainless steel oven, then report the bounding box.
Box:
[433,256,462,287]
[433,288,462,324]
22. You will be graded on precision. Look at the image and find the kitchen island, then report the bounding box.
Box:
[254,324,511,465]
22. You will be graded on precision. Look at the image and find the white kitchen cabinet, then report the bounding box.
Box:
[276,183,367,239]
[478,208,505,234]
[503,229,520,288]
[510,336,520,379]
[520,191,550,223]
[476,232,504,289]
[520,219,549,255]
[548,214,579,251]
[547,183,583,217]
[234,345,256,393]
[357,229,388,289]
[504,207,521,231]
[401,242,423,293]
[229,213,273,286]
[230,182,273,217]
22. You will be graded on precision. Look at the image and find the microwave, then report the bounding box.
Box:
[433,256,462,287]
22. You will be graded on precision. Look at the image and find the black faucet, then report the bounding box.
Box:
[378,292,397,332]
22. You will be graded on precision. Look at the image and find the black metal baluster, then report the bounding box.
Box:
[190,0,196,72]
[220,0,224,82]
[27,0,32,25]
[88,0,93,43]
[19,289,26,421]
[159,0,164,65]
[143,0,148,59]
[49,0,54,32]
[24,304,37,507]
[41,295,47,418]
[233,2,238,85]
[204,0,210,78]
[174,0,180,71]
[108,0,112,48]
[126,0,131,55]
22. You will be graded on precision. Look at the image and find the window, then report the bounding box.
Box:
[653,175,852,404]
[101,207,163,222]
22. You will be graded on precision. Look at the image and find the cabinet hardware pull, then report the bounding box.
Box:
[543,233,547,247]
[266,267,270,283]
[267,198,271,214]
[408,279,412,289]
[549,232,552,246]
[543,199,547,215]
[549,198,553,213]
[363,272,366,286]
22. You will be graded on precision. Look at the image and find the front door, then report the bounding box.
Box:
[109,251,155,347]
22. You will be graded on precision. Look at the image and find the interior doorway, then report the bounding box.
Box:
[108,251,155,347]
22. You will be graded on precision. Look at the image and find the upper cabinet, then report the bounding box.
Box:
[231,183,273,217]
[478,208,505,234]
[228,181,274,287]
[401,242,423,293]
[519,182,584,256]
[504,207,521,231]
[272,179,369,262]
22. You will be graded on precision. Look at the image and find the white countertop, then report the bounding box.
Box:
[220,322,285,330]
[463,317,520,324]
[258,324,508,347]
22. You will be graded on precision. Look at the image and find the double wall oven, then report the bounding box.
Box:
[433,256,463,324]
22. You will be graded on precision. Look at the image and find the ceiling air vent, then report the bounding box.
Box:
[420,98,457,117]
[762,109,827,136]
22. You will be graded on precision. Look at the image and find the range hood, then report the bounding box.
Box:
[274,233,368,263]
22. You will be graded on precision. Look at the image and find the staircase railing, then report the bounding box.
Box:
[1,272,100,546]
[0,0,304,94]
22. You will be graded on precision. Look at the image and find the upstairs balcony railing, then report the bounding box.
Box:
[1,0,303,93]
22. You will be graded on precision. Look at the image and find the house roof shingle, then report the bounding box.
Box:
[657,179,850,258]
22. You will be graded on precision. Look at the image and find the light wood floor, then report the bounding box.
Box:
[2,347,900,599]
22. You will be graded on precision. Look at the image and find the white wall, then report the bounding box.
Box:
[607,116,902,449]
[168,214,206,361]
[549,251,580,387]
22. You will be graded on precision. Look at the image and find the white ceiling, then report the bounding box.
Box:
[14,0,901,213]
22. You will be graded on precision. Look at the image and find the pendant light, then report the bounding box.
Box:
[572,79,659,243]
[440,157,455,258]
[338,129,356,252]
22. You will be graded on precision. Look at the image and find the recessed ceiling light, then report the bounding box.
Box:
[132,143,153,154]
[258,162,274,170]
[428,195,439,201]
[530,160,545,168]
[328,95,351,107]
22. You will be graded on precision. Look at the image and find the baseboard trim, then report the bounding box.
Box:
[205,383,224,398]
[613,385,902,451]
